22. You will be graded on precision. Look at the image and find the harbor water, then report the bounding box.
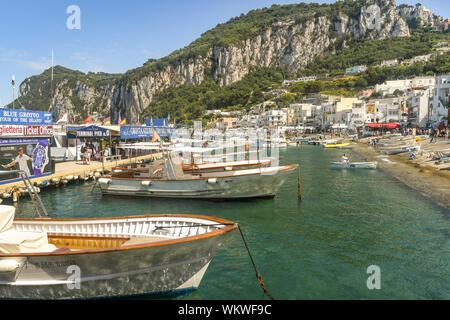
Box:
[11,144,450,299]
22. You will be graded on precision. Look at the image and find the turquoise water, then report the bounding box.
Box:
[11,145,450,299]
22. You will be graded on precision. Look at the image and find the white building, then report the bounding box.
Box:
[282,76,318,87]
[239,114,260,128]
[380,59,399,68]
[296,76,317,83]
[401,54,433,66]
[350,101,367,129]
[262,110,287,127]
[429,75,450,127]
[375,77,435,96]
[407,87,433,128]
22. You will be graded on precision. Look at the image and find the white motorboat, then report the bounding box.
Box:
[330,162,377,169]
[379,145,420,155]
[99,164,298,199]
[100,148,298,199]
[0,170,236,299]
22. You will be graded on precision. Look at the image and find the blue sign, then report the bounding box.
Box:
[0,138,43,145]
[0,108,52,125]
[120,126,175,139]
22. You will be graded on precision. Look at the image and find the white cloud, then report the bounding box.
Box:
[0,47,51,72]
[68,51,105,73]
[17,58,51,71]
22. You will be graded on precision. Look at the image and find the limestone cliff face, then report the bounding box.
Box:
[108,0,410,122]
[399,4,444,28]
[213,0,410,87]
[109,56,212,122]
[17,0,415,123]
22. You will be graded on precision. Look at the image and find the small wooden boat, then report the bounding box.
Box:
[379,145,420,155]
[0,206,236,299]
[324,142,350,148]
[0,170,237,299]
[330,162,377,169]
[320,139,338,145]
[180,158,273,173]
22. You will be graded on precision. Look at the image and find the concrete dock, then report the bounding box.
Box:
[0,153,162,199]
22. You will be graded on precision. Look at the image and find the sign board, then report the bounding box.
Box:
[120,126,176,139]
[0,108,53,126]
[0,125,53,137]
[75,125,110,138]
[0,138,53,185]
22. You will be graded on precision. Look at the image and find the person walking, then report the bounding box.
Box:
[430,128,437,143]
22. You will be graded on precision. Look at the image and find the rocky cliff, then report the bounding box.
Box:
[399,3,444,28]
[13,0,442,123]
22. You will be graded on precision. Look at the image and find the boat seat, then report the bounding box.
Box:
[120,236,169,247]
[0,205,57,254]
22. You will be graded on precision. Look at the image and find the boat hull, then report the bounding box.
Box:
[0,215,235,299]
[330,162,377,169]
[0,234,229,299]
[324,143,350,148]
[99,165,297,199]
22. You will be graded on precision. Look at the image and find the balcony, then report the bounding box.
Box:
[438,96,449,108]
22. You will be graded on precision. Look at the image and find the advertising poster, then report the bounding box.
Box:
[0,138,53,184]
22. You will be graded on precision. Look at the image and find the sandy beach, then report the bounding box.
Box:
[351,138,450,210]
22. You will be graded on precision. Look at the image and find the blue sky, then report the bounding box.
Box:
[0,0,448,107]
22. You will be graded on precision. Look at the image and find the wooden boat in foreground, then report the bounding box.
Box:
[330,162,377,169]
[0,171,236,299]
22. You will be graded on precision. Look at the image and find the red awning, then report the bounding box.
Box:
[387,122,400,129]
[367,123,400,128]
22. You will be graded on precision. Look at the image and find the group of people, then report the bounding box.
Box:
[80,141,96,165]
[79,141,120,165]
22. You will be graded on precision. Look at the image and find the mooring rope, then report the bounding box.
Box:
[237,225,275,300]
[153,222,275,300]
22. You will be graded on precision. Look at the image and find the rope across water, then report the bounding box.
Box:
[154,222,275,300]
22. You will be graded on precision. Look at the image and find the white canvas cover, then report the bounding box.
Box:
[0,205,56,254]
[0,229,56,254]
[0,205,15,233]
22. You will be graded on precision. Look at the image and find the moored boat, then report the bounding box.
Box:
[0,170,237,299]
[379,145,420,155]
[180,158,273,173]
[0,206,236,299]
[100,150,298,200]
[99,164,298,199]
[324,142,350,148]
[330,162,377,169]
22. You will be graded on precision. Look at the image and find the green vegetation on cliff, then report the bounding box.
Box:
[120,0,364,85]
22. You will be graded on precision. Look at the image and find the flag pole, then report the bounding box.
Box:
[12,75,15,109]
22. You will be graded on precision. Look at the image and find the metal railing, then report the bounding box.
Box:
[0,170,49,218]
